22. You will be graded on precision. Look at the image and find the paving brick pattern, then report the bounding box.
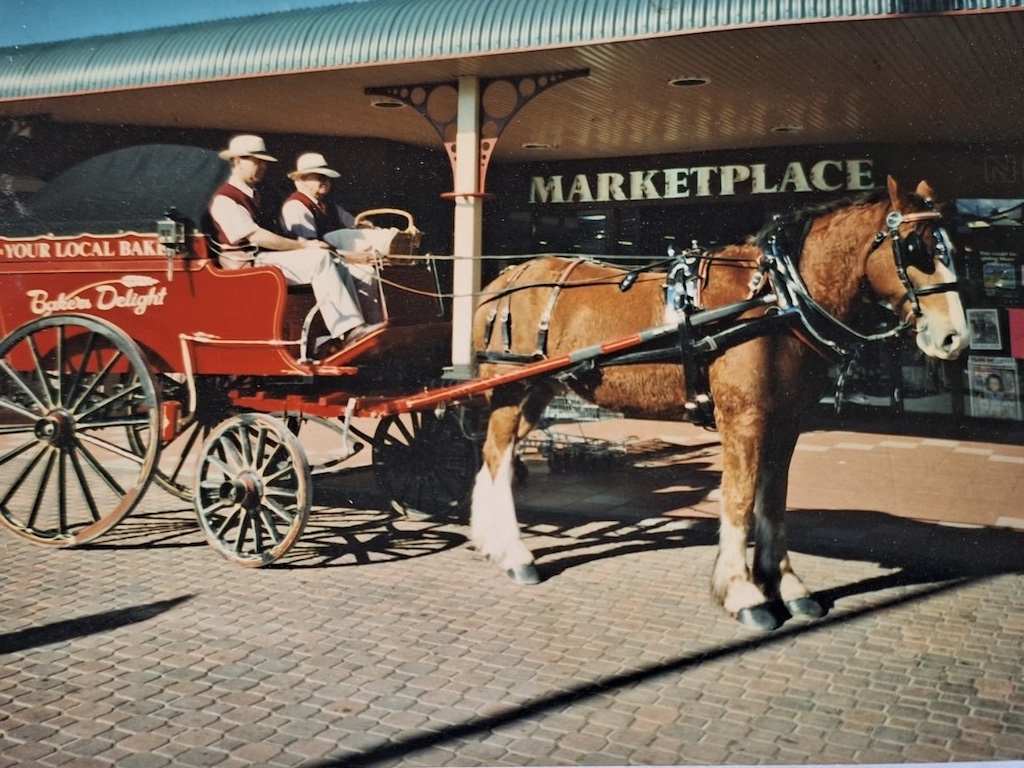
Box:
[0,423,1022,766]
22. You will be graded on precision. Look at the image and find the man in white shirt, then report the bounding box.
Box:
[279,152,357,238]
[279,152,383,324]
[208,135,381,356]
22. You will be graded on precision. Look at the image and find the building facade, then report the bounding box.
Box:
[2,0,1023,432]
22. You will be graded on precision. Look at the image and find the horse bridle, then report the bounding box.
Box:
[869,208,959,322]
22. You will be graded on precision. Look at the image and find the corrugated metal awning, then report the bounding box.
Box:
[2,0,1021,101]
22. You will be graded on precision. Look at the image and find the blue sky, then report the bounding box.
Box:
[0,0,360,47]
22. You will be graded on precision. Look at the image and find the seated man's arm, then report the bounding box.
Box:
[211,195,326,251]
[250,227,327,251]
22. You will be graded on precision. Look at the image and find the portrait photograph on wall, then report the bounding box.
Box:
[967,307,1002,351]
[967,355,1021,420]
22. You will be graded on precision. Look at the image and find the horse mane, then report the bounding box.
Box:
[749,187,889,258]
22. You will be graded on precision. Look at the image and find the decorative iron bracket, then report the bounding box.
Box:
[366,69,589,197]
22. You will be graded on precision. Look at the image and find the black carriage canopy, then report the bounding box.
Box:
[0,144,227,237]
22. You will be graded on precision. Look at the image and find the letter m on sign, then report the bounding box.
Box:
[530,176,564,204]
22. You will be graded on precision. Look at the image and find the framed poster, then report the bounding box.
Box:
[967,355,1021,420]
[967,308,1002,351]
[980,251,1018,299]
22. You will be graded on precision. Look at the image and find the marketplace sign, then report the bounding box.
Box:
[529,158,874,204]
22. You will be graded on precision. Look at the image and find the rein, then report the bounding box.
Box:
[761,229,903,360]
[476,199,960,413]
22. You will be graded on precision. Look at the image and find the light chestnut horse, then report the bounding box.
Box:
[470,177,969,630]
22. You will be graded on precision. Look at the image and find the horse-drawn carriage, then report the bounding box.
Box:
[0,143,969,629]
[0,144,482,566]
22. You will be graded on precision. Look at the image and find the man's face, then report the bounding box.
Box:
[294,173,329,199]
[234,155,269,186]
[295,173,330,199]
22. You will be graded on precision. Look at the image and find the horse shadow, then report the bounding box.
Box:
[86,449,1023,601]
[785,508,1024,609]
[506,438,1024,612]
[515,501,1024,592]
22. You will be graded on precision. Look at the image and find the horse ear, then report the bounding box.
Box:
[915,180,936,204]
[886,175,902,209]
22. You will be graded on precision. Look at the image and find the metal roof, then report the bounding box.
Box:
[2,0,1021,100]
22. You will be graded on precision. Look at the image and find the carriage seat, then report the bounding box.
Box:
[204,235,324,353]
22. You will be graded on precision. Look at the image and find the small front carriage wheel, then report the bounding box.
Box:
[193,413,311,566]
[0,314,160,546]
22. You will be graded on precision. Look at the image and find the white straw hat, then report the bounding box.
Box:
[218,134,277,162]
[288,152,340,179]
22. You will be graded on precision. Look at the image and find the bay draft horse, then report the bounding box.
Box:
[470,176,969,630]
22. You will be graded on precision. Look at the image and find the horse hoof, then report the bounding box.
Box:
[736,605,782,631]
[786,597,826,619]
[506,564,541,585]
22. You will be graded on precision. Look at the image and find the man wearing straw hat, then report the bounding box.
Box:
[208,135,380,356]
[280,152,383,324]
[279,151,358,238]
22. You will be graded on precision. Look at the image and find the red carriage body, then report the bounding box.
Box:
[0,145,472,564]
[0,229,450,377]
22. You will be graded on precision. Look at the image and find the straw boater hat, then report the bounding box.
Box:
[288,152,341,179]
[218,134,277,162]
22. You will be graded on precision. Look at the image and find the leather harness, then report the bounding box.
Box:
[482,258,587,361]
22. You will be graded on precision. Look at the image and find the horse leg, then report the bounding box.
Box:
[751,420,825,620]
[470,384,555,584]
[711,412,780,630]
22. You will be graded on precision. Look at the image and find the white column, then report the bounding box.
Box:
[448,75,482,380]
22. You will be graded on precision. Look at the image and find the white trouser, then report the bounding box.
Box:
[347,262,384,325]
[255,248,365,338]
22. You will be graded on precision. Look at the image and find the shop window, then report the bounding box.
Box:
[956,198,1024,307]
[955,198,1024,421]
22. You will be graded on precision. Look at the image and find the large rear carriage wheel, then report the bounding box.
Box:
[0,315,160,546]
[128,374,236,500]
[193,413,310,566]
[372,408,479,518]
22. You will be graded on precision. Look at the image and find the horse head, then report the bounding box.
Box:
[864,176,969,360]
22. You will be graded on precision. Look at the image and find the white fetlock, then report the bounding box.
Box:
[779,571,811,604]
[722,579,769,616]
[469,444,534,571]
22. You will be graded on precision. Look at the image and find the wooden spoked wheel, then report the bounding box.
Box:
[128,374,236,500]
[372,408,479,518]
[0,314,160,546]
[193,413,311,566]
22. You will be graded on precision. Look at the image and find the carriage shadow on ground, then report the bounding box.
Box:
[87,433,1024,591]
[0,595,194,655]
[84,506,205,551]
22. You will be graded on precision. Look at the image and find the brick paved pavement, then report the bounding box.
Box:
[0,420,1022,767]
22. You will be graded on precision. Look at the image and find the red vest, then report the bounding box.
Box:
[284,191,343,237]
[209,182,272,247]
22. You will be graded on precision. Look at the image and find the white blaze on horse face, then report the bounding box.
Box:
[469,444,535,570]
[915,263,969,360]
